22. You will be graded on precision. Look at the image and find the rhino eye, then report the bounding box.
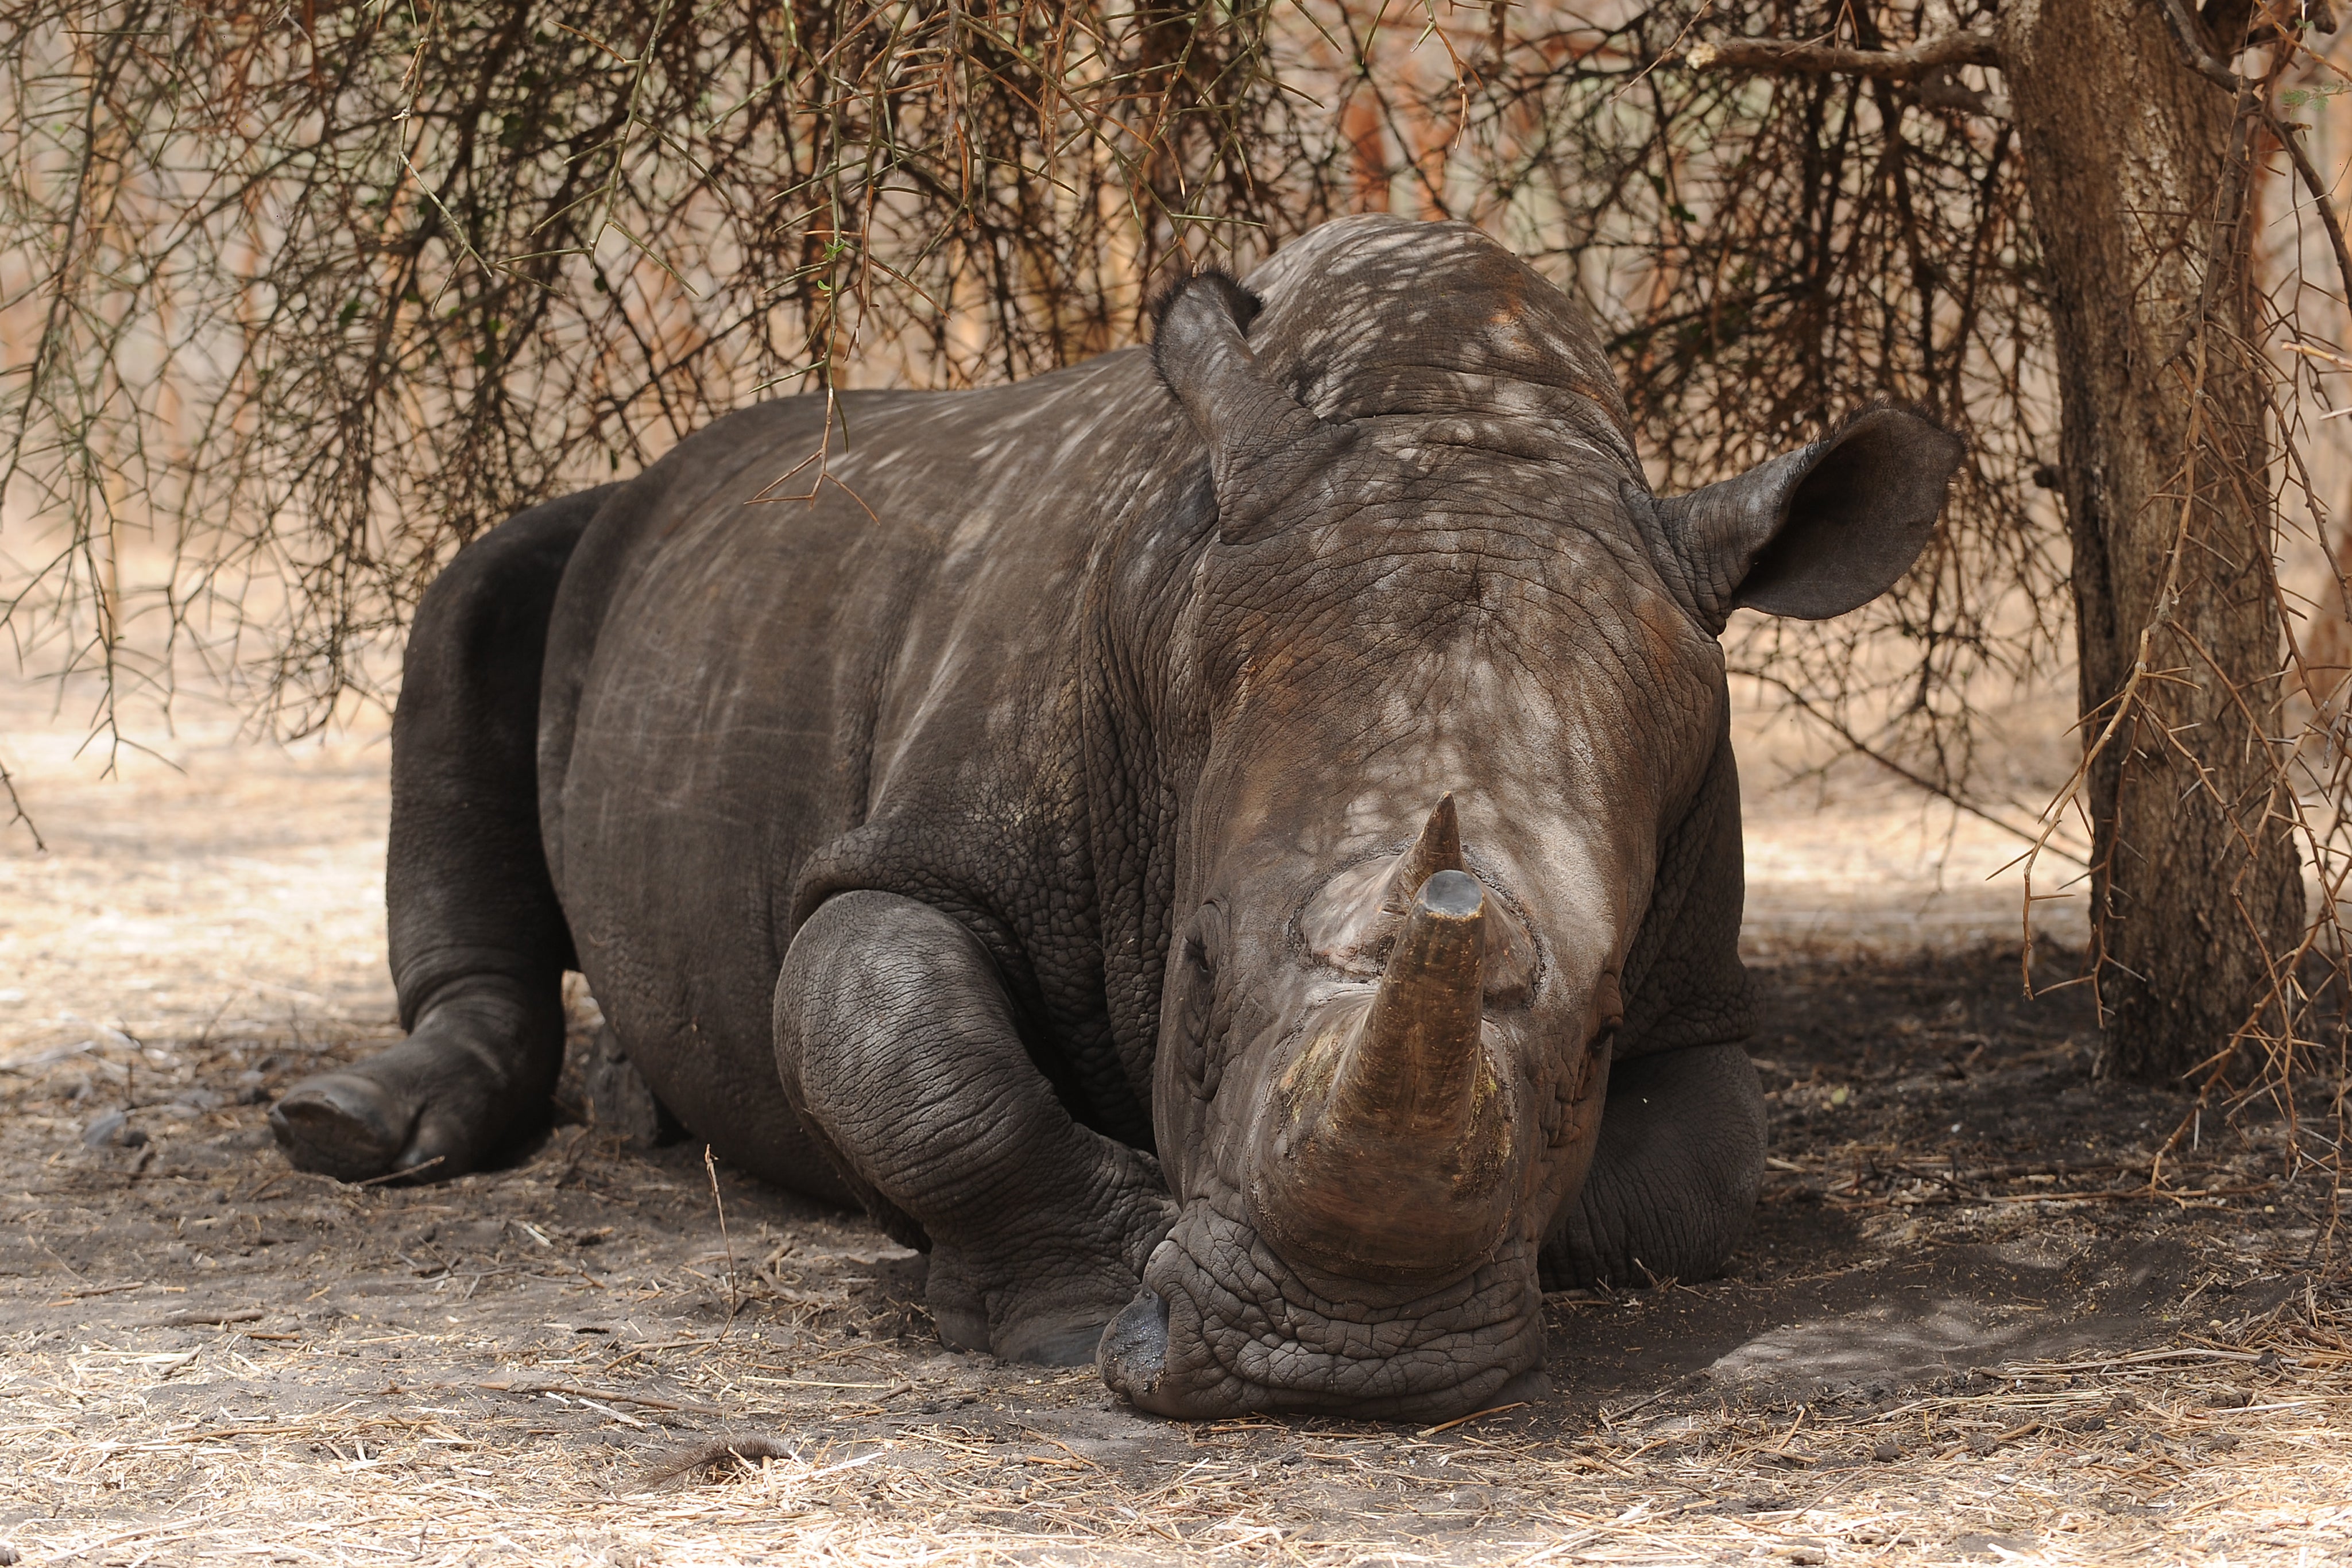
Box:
[1542,1037,1612,1151]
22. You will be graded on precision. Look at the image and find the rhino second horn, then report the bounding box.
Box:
[1378,793,1465,917]
[1253,868,1517,1282]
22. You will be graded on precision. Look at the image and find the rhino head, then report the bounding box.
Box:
[1095,218,1961,1419]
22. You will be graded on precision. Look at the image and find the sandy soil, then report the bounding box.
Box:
[3,674,2346,1567]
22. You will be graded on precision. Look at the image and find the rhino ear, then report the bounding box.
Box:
[1151,270,1343,543]
[1655,408,1963,625]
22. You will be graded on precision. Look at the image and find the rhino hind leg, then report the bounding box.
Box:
[270,979,566,1182]
[272,489,609,1183]
[775,891,1175,1364]
[1539,1042,1766,1291]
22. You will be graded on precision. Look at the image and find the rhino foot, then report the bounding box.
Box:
[924,1245,1136,1367]
[270,1070,416,1182]
[1540,1042,1765,1290]
[270,981,560,1184]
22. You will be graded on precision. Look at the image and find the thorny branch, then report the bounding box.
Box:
[1731,661,2091,866]
[1683,27,2001,79]
[0,750,38,850]
[2267,105,2352,307]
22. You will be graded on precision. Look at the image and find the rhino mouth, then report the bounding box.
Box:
[1097,1190,1547,1420]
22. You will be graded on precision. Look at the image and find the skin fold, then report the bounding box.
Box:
[272,215,1963,1421]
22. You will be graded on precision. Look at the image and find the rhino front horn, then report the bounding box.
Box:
[1251,866,1517,1283]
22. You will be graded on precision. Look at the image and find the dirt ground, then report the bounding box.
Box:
[4,676,2349,1566]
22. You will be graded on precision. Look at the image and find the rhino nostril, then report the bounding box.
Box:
[1097,1288,1170,1399]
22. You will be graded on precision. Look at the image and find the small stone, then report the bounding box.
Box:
[0,1542,18,1565]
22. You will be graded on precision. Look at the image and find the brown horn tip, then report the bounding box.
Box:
[1379,793,1465,916]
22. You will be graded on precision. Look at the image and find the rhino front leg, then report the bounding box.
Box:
[775,891,1175,1365]
[1540,1042,1765,1290]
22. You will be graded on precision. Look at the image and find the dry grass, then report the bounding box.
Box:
[6,1271,2350,1566]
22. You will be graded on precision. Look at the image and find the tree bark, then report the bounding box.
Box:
[1999,0,2303,1082]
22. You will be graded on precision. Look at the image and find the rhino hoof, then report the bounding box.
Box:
[270,1074,417,1182]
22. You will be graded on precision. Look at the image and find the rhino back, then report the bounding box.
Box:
[539,349,1185,1172]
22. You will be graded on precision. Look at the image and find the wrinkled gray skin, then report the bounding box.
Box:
[272,216,1962,1421]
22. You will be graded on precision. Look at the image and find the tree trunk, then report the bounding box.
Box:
[2001,0,2303,1083]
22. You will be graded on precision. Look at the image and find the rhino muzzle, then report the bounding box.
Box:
[1097,1194,1548,1419]
[1247,810,1520,1284]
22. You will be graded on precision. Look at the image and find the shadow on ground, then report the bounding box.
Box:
[3,943,2345,1565]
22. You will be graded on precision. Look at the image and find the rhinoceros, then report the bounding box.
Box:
[270,215,1960,1420]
